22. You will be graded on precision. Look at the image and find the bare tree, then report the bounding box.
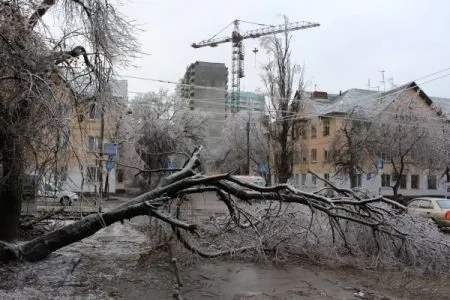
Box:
[329,111,371,188]
[261,16,306,184]
[212,112,269,176]
[2,146,450,280]
[0,0,139,241]
[365,97,441,201]
[428,103,450,184]
[132,89,206,187]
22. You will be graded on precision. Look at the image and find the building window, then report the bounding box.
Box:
[311,149,317,162]
[323,149,329,162]
[117,169,124,183]
[87,166,101,182]
[393,173,406,189]
[380,152,391,162]
[323,119,330,136]
[301,174,306,185]
[87,136,100,152]
[311,125,317,139]
[399,175,407,189]
[295,174,300,186]
[301,127,307,140]
[427,175,437,190]
[411,175,419,189]
[88,103,102,120]
[300,149,307,164]
[351,174,362,187]
[324,173,329,181]
[312,174,317,185]
[381,174,390,187]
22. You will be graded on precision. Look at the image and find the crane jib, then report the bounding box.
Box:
[191,19,320,112]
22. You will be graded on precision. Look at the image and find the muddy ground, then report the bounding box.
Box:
[1,213,449,300]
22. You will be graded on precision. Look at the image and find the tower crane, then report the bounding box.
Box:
[191,19,320,113]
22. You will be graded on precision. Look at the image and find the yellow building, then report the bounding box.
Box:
[291,82,447,198]
[63,80,128,194]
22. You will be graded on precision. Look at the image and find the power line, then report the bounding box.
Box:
[127,72,450,123]
[119,66,450,96]
[121,68,450,130]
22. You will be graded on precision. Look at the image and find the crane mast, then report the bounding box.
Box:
[191,19,320,113]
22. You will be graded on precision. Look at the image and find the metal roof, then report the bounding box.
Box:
[304,81,435,117]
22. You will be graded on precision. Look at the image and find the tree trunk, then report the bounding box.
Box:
[392,184,399,202]
[278,145,290,184]
[446,167,450,183]
[349,172,357,189]
[0,136,24,241]
[1,202,154,262]
[0,146,205,262]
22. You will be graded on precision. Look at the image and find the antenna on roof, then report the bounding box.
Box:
[379,70,386,92]
[387,77,396,88]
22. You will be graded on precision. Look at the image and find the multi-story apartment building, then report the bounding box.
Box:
[63,80,128,194]
[181,61,228,149]
[289,82,449,198]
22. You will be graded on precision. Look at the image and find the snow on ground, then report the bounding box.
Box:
[0,215,399,300]
[1,207,449,299]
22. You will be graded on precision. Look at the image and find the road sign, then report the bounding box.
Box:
[167,162,176,169]
[258,163,268,173]
[105,160,114,171]
[376,159,384,170]
[104,143,118,156]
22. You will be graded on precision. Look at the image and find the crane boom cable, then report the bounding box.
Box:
[191,18,320,114]
[206,21,234,42]
[238,19,275,27]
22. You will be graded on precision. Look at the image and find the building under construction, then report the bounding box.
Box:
[181,61,228,145]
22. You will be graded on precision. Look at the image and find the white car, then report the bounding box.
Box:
[38,182,79,206]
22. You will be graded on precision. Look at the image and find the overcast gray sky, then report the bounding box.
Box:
[117,0,450,98]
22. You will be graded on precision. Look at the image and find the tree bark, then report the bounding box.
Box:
[0,196,199,262]
[0,135,24,242]
[0,146,408,264]
[0,147,204,261]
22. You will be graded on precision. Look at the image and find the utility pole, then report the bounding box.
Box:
[246,120,250,175]
[246,98,253,175]
[98,103,105,213]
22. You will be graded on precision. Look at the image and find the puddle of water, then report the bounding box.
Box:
[182,262,381,300]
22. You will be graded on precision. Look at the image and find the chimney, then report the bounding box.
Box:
[311,91,328,100]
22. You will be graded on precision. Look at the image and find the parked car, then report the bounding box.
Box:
[24,174,78,206]
[233,176,266,187]
[38,182,79,206]
[406,197,450,228]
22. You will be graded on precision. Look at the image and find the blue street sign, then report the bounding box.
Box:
[104,143,118,156]
[167,162,176,169]
[376,159,384,170]
[105,160,114,171]
[258,163,269,173]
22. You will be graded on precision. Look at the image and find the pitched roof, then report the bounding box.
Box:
[430,96,450,118]
[304,81,434,117]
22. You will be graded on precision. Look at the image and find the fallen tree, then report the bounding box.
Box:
[1,146,450,276]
